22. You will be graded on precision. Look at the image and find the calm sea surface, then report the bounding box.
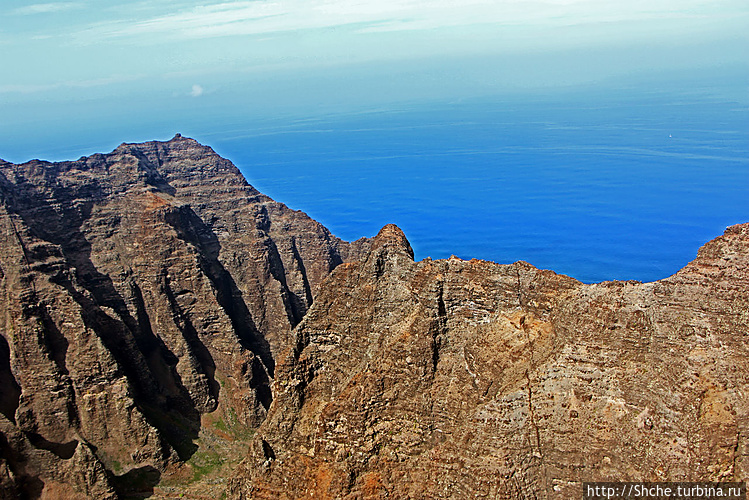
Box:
[209,89,748,283]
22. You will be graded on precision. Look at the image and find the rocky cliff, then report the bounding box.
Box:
[228,223,748,499]
[0,137,747,499]
[0,135,369,498]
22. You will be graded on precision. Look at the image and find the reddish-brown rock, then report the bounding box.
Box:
[0,136,369,497]
[230,223,748,499]
[2,137,747,499]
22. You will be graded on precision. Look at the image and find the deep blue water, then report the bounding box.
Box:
[206,89,748,284]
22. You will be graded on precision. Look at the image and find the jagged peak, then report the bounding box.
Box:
[114,134,203,155]
[668,221,749,282]
[166,133,200,146]
[370,224,414,261]
[725,222,749,236]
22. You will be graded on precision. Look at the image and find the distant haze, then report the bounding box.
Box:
[1,0,747,284]
[1,0,747,160]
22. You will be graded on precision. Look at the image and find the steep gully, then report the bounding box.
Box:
[0,135,370,498]
[0,136,747,499]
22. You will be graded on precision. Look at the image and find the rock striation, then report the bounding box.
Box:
[229,223,749,498]
[0,136,747,499]
[0,135,369,498]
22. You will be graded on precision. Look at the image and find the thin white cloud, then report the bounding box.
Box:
[71,0,746,44]
[190,84,204,97]
[13,2,83,15]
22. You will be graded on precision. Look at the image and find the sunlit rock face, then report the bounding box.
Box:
[0,135,369,497]
[230,222,749,499]
[1,136,747,499]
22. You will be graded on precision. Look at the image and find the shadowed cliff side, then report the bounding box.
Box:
[0,135,370,498]
[1,137,746,499]
[230,223,749,499]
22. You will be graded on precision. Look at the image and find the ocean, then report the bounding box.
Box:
[209,86,748,284]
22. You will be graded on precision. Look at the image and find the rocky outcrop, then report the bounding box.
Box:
[230,223,749,499]
[2,136,747,499]
[0,135,369,497]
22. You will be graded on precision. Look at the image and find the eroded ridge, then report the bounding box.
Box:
[0,136,370,497]
[230,223,749,499]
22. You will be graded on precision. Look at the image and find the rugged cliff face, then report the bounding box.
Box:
[1,137,747,499]
[229,223,748,499]
[0,135,369,498]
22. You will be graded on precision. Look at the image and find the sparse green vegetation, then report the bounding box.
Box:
[187,448,225,482]
[109,458,123,474]
[157,404,257,495]
[226,406,237,425]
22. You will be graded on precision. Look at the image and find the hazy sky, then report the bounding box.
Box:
[1,0,747,160]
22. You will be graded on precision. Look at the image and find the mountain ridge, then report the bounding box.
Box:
[0,135,370,498]
[230,221,748,498]
[0,136,746,499]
